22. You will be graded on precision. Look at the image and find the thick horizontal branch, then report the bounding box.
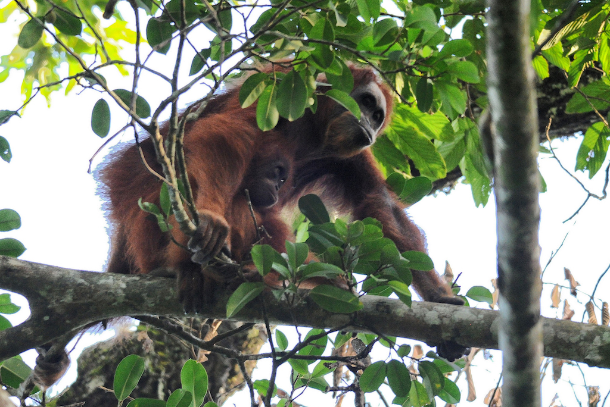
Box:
[1,256,609,368]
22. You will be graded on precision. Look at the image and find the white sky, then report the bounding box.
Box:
[1,3,610,406]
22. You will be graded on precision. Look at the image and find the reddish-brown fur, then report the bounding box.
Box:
[100,64,461,309]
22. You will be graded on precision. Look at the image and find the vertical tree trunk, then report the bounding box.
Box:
[486,1,543,406]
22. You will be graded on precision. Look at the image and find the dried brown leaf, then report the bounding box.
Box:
[563,300,575,320]
[491,278,499,310]
[465,348,480,402]
[586,301,598,325]
[589,386,600,407]
[551,284,561,308]
[602,302,609,326]
[412,344,424,360]
[552,358,564,383]
[564,267,580,296]
[484,387,502,407]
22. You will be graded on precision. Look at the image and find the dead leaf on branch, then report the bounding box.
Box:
[586,301,598,325]
[602,302,609,326]
[551,284,561,308]
[491,278,499,310]
[564,267,580,296]
[484,386,502,407]
[552,358,564,383]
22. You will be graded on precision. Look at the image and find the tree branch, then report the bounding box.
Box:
[1,256,609,369]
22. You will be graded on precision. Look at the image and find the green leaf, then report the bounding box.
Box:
[251,244,276,276]
[0,110,18,126]
[419,360,444,398]
[326,59,354,93]
[298,194,330,224]
[203,403,219,407]
[53,9,82,36]
[277,70,308,121]
[401,177,432,204]
[438,377,461,403]
[113,355,145,401]
[436,81,466,117]
[113,89,151,118]
[18,18,44,49]
[256,84,279,131]
[159,183,171,215]
[438,39,473,58]
[359,361,386,393]
[385,125,446,179]
[285,241,309,270]
[288,358,310,375]
[146,18,173,54]
[325,89,361,120]
[0,238,25,257]
[189,49,211,76]
[126,399,166,407]
[298,329,328,359]
[91,99,111,138]
[181,360,208,407]
[575,121,610,178]
[388,281,412,298]
[0,209,21,232]
[566,78,610,114]
[253,379,276,398]
[356,0,380,21]
[166,389,193,407]
[397,344,411,358]
[402,251,434,271]
[226,282,265,318]
[533,55,549,79]
[334,331,351,348]
[446,61,480,83]
[239,73,269,108]
[275,329,289,351]
[0,294,20,314]
[299,262,344,281]
[0,315,12,330]
[466,286,493,305]
[0,357,31,388]
[541,42,569,71]
[310,285,363,313]
[373,18,398,46]
[415,77,433,112]
[309,19,335,69]
[386,360,411,397]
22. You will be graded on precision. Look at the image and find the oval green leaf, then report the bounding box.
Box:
[415,77,433,112]
[226,282,265,318]
[277,70,307,121]
[146,18,173,54]
[438,39,474,58]
[0,137,11,163]
[0,238,26,258]
[113,355,145,401]
[359,361,386,393]
[180,360,208,407]
[91,99,111,138]
[251,244,276,276]
[298,194,330,224]
[275,329,288,351]
[256,84,279,131]
[309,285,363,313]
[0,209,21,232]
[466,286,493,305]
[438,377,461,403]
[325,89,361,120]
[447,61,480,83]
[167,389,192,407]
[419,360,444,397]
[113,89,151,119]
[53,9,82,36]
[386,359,411,397]
[239,73,269,108]
[189,49,211,76]
[401,251,434,271]
[126,399,166,407]
[401,176,432,204]
[18,18,44,49]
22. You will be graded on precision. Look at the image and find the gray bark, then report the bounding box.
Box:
[487,1,543,407]
[1,257,610,369]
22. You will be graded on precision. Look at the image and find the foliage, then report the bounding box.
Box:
[1,0,610,405]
